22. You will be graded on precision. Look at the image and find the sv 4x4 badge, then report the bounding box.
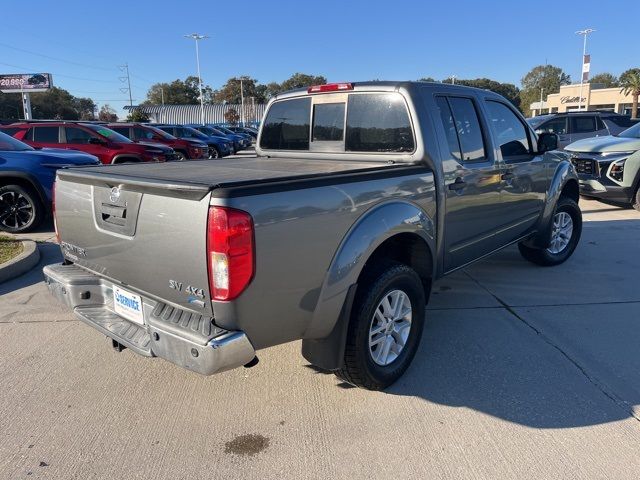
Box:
[169,279,205,299]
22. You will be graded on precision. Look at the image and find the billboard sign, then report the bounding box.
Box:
[0,73,53,93]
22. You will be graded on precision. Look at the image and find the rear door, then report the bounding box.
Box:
[433,95,505,272]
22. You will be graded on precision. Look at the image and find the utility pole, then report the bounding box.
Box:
[160,87,165,123]
[239,77,245,127]
[576,28,595,111]
[450,75,456,85]
[119,63,133,108]
[539,87,544,114]
[184,33,209,125]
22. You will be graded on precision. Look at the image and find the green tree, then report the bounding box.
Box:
[279,73,327,92]
[418,77,437,82]
[126,109,150,122]
[520,65,571,117]
[0,93,22,120]
[98,104,118,122]
[620,68,640,119]
[145,76,212,104]
[589,72,619,88]
[213,76,262,104]
[453,78,521,110]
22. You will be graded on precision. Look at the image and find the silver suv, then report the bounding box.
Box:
[526,112,635,149]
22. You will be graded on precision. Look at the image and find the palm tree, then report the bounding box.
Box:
[620,68,640,119]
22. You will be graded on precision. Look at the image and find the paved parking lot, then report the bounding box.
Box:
[1,198,639,479]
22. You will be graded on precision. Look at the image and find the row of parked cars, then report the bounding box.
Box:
[0,120,258,233]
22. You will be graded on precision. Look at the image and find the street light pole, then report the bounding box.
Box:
[240,77,245,127]
[184,33,209,125]
[576,28,595,111]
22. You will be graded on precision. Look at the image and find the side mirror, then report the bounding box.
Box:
[88,137,105,145]
[537,132,558,153]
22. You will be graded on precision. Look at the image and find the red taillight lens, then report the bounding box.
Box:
[52,181,59,243]
[307,83,353,93]
[206,206,254,301]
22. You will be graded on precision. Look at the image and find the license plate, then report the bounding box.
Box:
[113,285,144,325]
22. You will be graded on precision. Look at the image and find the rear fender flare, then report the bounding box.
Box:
[305,200,435,340]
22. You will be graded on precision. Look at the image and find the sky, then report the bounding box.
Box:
[1,0,638,117]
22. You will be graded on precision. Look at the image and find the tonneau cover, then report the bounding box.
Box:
[57,157,395,199]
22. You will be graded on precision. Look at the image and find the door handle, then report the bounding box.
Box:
[448,178,466,191]
[501,172,515,181]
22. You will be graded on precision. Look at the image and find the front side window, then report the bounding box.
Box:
[260,98,311,150]
[312,103,345,141]
[571,116,596,134]
[64,127,94,144]
[132,127,153,140]
[0,131,33,151]
[537,117,568,135]
[32,126,60,143]
[485,101,531,159]
[345,93,414,152]
[447,97,486,161]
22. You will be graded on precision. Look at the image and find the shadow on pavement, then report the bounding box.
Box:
[0,242,61,294]
[386,218,640,428]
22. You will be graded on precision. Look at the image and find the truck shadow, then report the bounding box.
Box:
[386,217,640,429]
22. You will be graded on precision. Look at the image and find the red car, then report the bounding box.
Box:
[107,123,208,160]
[0,122,176,165]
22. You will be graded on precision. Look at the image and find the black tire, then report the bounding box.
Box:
[175,151,188,161]
[208,147,220,159]
[518,196,582,266]
[335,262,426,390]
[632,185,640,212]
[0,184,44,233]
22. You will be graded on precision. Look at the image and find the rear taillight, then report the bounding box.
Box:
[206,206,254,301]
[307,83,353,93]
[52,181,59,243]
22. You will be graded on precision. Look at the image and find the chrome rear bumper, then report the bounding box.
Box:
[43,263,255,375]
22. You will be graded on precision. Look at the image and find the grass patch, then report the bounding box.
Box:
[0,236,23,264]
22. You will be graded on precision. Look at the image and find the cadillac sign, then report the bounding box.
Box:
[560,95,586,105]
[0,73,53,93]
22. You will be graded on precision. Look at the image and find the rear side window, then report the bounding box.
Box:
[345,94,414,152]
[260,98,311,150]
[571,116,596,134]
[447,97,486,161]
[312,103,345,141]
[434,97,462,161]
[32,126,59,143]
[485,101,531,158]
[606,116,632,128]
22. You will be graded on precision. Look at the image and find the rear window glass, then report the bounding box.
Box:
[312,103,345,141]
[32,126,59,143]
[607,116,633,128]
[345,94,414,152]
[0,127,21,137]
[260,98,311,150]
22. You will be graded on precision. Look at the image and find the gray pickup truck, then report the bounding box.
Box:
[45,81,582,390]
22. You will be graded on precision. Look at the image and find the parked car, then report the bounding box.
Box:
[527,112,634,149]
[189,124,248,151]
[153,125,233,158]
[227,126,258,139]
[211,125,252,148]
[45,82,581,390]
[0,131,99,233]
[565,121,640,210]
[106,123,208,161]
[0,122,175,165]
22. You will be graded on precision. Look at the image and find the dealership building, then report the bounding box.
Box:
[530,83,636,116]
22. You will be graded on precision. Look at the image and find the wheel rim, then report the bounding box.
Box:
[368,289,413,366]
[547,211,573,254]
[0,190,34,230]
[209,148,219,159]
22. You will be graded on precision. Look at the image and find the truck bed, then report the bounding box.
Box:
[57,157,404,199]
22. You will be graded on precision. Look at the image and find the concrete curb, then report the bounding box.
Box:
[0,240,40,284]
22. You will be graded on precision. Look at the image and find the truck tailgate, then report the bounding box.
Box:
[54,176,213,315]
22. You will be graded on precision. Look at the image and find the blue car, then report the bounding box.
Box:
[188,124,247,152]
[154,125,234,158]
[210,125,252,149]
[0,131,99,233]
